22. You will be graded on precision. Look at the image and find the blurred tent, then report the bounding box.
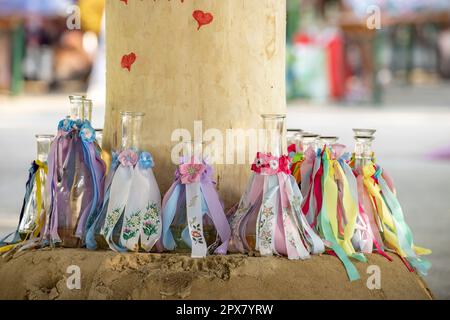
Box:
[343,0,450,17]
[0,0,75,17]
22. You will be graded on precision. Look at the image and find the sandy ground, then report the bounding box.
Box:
[0,249,432,300]
[0,89,449,298]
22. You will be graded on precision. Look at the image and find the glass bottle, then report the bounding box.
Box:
[19,134,54,239]
[261,114,286,156]
[301,133,320,153]
[95,129,103,148]
[286,129,303,153]
[170,141,217,253]
[120,111,145,151]
[105,112,146,245]
[69,97,92,122]
[354,135,375,170]
[353,128,376,137]
[243,114,286,251]
[59,98,93,247]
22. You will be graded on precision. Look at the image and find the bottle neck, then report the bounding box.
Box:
[354,138,373,168]
[69,99,92,122]
[121,113,144,150]
[36,136,53,162]
[262,115,285,157]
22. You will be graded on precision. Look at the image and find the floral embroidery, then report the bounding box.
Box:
[102,206,123,236]
[258,205,274,250]
[118,149,138,167]
[189,216,204,245]
[122,211,141,241]
[292,196,302,211]
[142,202,160,239]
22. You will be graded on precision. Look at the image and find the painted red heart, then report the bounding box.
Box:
[120,0,128,5]
[121,52,136,72]
[192,10,214,30]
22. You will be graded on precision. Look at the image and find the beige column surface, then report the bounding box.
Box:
[105,0,286,207]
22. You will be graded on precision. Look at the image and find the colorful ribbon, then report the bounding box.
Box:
[0,160,48,254]
[363,162,431,275]
[161,160,231,258]
[101,150,162,252]
[229,153,324,260]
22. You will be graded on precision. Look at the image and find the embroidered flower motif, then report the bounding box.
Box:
[139,152,154,169]
[118,149,138,167]
[142,202,160,239]
[278,155,291,175]
[101,206,123,236]
[179,163,206,184]
[189,216,204,245]
[79,123,96,143]
[122,211,141,241]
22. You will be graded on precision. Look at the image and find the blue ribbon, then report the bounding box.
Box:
[377,175,431,275]
[162,184,182,250]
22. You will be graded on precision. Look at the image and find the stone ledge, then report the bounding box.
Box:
[0,248,432,300]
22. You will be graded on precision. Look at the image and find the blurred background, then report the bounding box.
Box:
[0,0,450,298]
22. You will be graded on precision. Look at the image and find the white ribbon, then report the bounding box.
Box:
[186,182,207,258]
[255,176,279,257]
[120,165,161,252]
[101,165,133,251]
[287,175,325,255]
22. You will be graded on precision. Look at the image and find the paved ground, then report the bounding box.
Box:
[0,92,449,298]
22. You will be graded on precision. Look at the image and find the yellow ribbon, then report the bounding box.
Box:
[0,161,48,254]
[362,163,406,257]
[34,160,48,238]
[334,161,359,256]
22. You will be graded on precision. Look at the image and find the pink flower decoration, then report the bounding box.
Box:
[118,149,138,167]
[288,144,296,154]
[179,163,206,184]
[251,152,266,173]
[279,155,292,175]
[264,154,279,175]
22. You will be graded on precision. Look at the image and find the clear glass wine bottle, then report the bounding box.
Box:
[19,134,54,239]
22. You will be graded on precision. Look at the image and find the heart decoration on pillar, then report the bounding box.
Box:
[120,0,128,5]
[121,52,137,72]
[193,10,214,30]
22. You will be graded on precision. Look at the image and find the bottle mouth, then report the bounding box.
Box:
[261,114,286,120]
[302,133,319,138]
[69,94,87,101]
[35,134,55,139]
[354,135,375,140]
[320,136,339,144]
[287,128,304,133]
[353,128,376,136]
[120,111,146,117]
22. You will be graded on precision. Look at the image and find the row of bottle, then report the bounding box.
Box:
[6,99,430,279]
